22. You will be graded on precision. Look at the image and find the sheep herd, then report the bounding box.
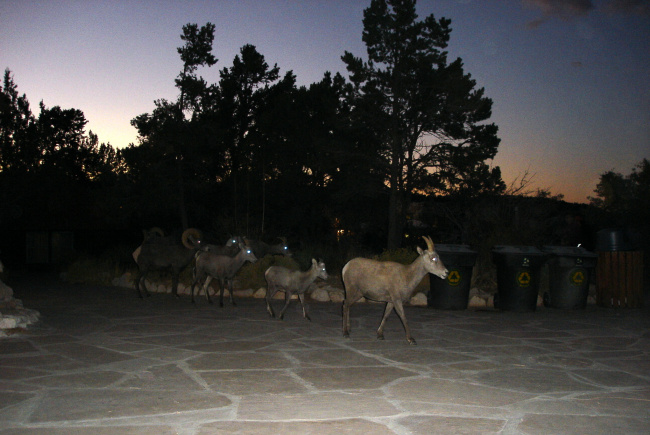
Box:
[133,228,447,344]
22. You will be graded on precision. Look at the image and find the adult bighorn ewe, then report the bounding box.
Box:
[265,258,328,321]
[190,243,258,306]
[201,235,244,257]
[342,236,448,345]
[135,228,202,298]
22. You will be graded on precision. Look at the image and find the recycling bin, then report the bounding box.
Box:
[542,246,598,309]
[428,244,478,310]
[492,246,547,312]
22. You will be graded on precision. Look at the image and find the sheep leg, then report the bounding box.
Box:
[278,291,292,320]
[392,300,416,345]
[202,276,214,304]
[227,279,237,306]
[137,270,150,298]
[342,288,361,338]
[342,301,349,337]
[218,278,225,307]
[297,293,311,321]
[190,275,199,304]
[171,269,180,298]
[377,302,395,340]
[265,286,276,318]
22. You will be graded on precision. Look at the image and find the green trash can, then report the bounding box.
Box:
[492,246,547,312]
[428,244,478,310]
[542,246,598,309]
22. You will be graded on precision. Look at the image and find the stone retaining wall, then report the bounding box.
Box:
[0,279,41,336]
[112,271,597,309]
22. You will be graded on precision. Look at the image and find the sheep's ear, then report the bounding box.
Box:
[312,258,317,265]
[417,246,424,255]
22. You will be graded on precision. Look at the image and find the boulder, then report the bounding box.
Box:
[0,279,13,301]
[310,288,331,302]
[234,289,254,298]
[409,292,427,306]
[468,295,487,308]
[0,315,17,329]
[328,290,344,303]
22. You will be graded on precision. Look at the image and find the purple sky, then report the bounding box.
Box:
[2,0,649,203]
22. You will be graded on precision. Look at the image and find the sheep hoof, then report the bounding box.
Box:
[305,315,312,322]
[377,334,385,341]
[408,338,417,346]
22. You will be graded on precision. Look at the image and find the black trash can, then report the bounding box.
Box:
[428,244,478,310]
[492,246,547,312]
[542,246,598,309]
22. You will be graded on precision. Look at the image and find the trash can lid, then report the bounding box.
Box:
[434,244,477,254]
[542,246,597,258]
[492,245,545,256]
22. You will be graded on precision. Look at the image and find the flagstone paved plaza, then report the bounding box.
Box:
[1,274,649,434]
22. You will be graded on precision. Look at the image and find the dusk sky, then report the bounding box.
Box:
[2,0,649,203]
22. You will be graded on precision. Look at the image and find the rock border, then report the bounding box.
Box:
[112,271,597,309]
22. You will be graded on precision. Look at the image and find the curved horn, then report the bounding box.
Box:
[422,235,434,252]
[182,228,203,249]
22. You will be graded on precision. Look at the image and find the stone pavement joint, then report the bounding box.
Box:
[0,274,648,434]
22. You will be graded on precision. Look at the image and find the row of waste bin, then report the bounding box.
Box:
[428,244,598,312]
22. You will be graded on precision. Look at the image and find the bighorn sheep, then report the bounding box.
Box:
[265,258,328,321]
[201,235,243,257]
[342,236,448,345]
[132,227,166,263]
[135,228,202,299]
[244,237,291,259]
[190,243,258,306]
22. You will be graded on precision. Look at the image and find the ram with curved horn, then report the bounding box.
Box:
[342,236,448,345]
[135,228,203,298]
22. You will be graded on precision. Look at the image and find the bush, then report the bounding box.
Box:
[64,244,134,285]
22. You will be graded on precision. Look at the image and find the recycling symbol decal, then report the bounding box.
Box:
[447,270,461,286]
[516,270,531,287]
[570,268,586,286]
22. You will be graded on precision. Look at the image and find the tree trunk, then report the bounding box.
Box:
[177,159,189,230]
[387,136,403,249]
[387,187,401,249]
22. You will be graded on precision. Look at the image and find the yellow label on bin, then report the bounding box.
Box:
[570,269,585,286]
[517,271,531,287]
[447,270,461,286]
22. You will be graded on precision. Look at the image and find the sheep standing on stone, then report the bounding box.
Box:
[265,259,328,321]
[134,228,202,298]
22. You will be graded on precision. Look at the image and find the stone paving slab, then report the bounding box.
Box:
[0,275,649,434]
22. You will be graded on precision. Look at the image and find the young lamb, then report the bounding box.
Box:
[265,258,328,321]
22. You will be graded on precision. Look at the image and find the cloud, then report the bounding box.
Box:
[604,0,650,15]
[523,0,595,27]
